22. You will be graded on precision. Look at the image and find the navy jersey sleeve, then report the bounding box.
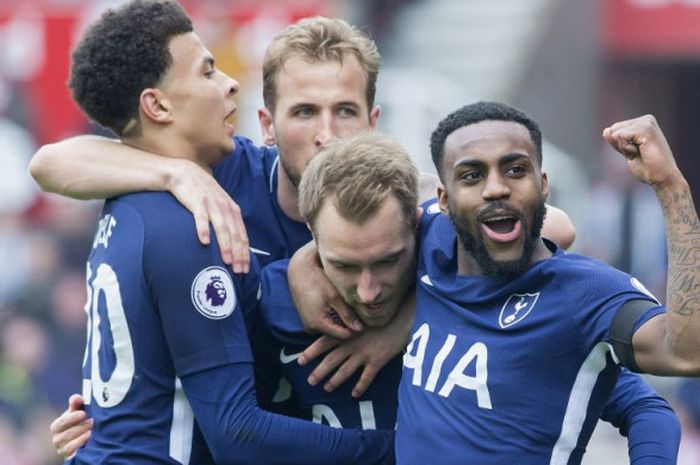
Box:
[141,199,253,376]
[601,369,680,465]
[181,362,395,465]
[141,198,394,465]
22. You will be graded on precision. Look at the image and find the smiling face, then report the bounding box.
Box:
[159,32,239,166]
[259,54,380,188]
[438,120,548,276]
[314,194,416,328]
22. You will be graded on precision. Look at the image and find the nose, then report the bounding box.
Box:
[482,172,511,200]
[222,71,239,96]
[357,269,382,304]
[314,114,334,147]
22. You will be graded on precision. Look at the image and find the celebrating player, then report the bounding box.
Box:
[396,101,698,464]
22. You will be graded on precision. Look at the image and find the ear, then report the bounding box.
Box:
[437,185,450,216]
[368,105,381,130]
[541,171,549,200]
[415,207,423,229]
[140,88,172,124]
[258,107,276,146]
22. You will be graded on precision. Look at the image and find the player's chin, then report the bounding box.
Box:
[219,137,235,155]
[358,306,397,328]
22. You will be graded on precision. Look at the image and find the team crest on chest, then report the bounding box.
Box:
[498,292,539,328]
[191,266,236,319]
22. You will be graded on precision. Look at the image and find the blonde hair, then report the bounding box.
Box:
[262,16,380,113]
[299,132,418,231]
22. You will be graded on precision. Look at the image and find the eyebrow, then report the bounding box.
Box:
[453,152,531,170]
[202,56,215,69]
[327,249,406,267]
[499,153,531,165]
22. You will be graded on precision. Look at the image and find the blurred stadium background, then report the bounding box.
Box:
[0,0,698,463]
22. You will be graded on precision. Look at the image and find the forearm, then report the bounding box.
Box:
[602,371,680,465]
[656,176,700,368]
[29,135,181,199]
[182,363,395,465]
[624,403,680,465]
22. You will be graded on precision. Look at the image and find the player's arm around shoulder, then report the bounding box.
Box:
[604,114,700,375]
[29,135,250,272]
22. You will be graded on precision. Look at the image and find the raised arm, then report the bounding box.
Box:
[603,114,700,375]
[29,135,248,271]
[601,369,680,465]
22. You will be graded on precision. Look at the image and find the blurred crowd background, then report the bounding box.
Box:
[0,0,699,463]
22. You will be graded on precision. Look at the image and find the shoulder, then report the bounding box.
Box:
[116,192,194,237]
[543,251,660,303]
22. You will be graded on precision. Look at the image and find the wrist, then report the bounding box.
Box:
[652,172,689,198]
[161,157,189,193]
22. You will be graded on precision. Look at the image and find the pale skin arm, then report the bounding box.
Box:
[49,394,92,459]
[419,173,576,249]
[299,292,415,397]
[29,135,249,272]
[603,114,700,375]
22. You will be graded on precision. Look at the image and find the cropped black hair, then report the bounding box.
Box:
[69,0,192,136]
[430,101,543,180]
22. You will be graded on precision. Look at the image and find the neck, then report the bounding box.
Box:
[276,163,303,222]
[125,129,212,173]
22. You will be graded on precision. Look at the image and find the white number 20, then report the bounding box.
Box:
[82,263,135,408]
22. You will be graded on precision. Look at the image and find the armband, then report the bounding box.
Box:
[609,299,658,373]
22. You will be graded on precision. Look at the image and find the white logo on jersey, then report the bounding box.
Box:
[279,347,303,364]
[426,202,441,215]
[250,247,271,256]
[420,274,433,286]
[190,266,236,319]
[92,214,117,249]
[630,278,660,303]
[403,323,492,409]
[499,292,539,328]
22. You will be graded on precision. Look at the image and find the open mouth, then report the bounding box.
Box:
[362,302,385,315]
[224,108,236,135]
[480,213,522,243]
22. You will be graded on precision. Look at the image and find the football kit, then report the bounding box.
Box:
[212,137,311,267]
[396,207,667,465]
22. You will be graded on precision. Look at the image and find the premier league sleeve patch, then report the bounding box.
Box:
[190,266,237,319]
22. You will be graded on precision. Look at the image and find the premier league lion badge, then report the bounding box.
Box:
[191,266,236,319]
[498,292,539,329]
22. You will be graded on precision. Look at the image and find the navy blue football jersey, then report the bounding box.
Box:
[254,260,402,430]
[213,137,311,266]
[396,208,665,465]
[72,192,394,465]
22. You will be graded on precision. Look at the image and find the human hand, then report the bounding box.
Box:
[288,242,363,339]
[168,159,249,273]
[49,394,92,460]
[300,293,415,397]
[602,115,684,191]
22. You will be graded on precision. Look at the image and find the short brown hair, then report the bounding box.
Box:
[299,132,418,232]
[262,16,380,113]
